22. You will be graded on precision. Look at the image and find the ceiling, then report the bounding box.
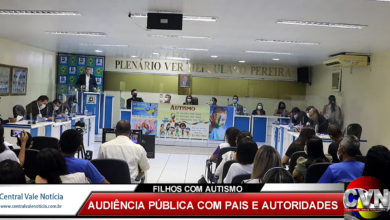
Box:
[0,0,389,66]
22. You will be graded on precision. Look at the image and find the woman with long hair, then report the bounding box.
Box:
[245,145,282,183]
[274,101,289,117]
[224,139,258,183]
[210,127,240,163]
[184,95,193,105]
[36,148,88,184]
[215,131,252,183]
[322,95,342,122]
[282,127,316,165]
[0,160,26,184]
[263,167,295,183]
[252,102,266,115]
[293,136,332,182]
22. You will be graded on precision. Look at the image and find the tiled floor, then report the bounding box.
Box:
[86,142,215,183]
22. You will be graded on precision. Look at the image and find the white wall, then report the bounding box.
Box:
[106,90,307,128]
[306,51,390,154]
[0,37,56,118]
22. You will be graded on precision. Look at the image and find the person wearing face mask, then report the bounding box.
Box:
[126,89,144,109]
[164,94,171,104]
[308,108,328,134]
[318,135,364,183]
[25,95,49,120]
[209,97,217,106]
[327,125,362,163]
[290,107,309,125]
[228,95,243,115]
[293,136,332,183]
[62,96,77,113]
[252,102,266,115]
[184,95,197,105]
[46,99,66,120]
[274,101,289,117]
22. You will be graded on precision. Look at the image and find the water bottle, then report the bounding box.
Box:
[84,109,88,115]
[243,107,246,114]
[315,125,319,134]
[65,109,69,116]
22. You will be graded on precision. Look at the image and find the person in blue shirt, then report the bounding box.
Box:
[58,129,109,184]
[318,135,364,183]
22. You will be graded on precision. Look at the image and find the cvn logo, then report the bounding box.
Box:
[344,176,389,219]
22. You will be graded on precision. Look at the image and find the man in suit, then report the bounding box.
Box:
[291,107,310,125]
[76,66,97,92]
[26,95,49,119]
[308,108,328,133]
[180,75,190,87]
[126,89,144,109]
[62,96,77,113]
[228,95,243,115]
[45,99,66,119]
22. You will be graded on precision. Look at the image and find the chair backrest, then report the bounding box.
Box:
[356,155,366,164]
[304,162,332,183]
[91,159,131,183]
[232,174,252,184]
[13,105,25,118]
[345,123,362,140]
[12,149,39,180]
[222,160,236,183]
[31,136,59,151]
[216,147,237,168]
[192,97,198,105]
[288,151,307,174]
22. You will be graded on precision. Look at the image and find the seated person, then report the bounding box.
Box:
[25,95,49,119]
[209,107,228,140]
[363,145,390,188]
[293,137,332,182]
[183,95,196,105]
[252,103,266,115]
[46,99,66,119]
[164,94,171,104]
[308,108,328,133]
[290,107,309,125]
[126,89,144,109]
[224,139,258,183]
[328,125,361,164]
[210,127,240,163]
[209,97,217,106]
[318,135,364,183]
[36,148,88,184]
[0,125,27,167]
[274,101,289,117]
[245,145,281,183]
[263,167,295,183]
[16,131,33,149]
[228,95,243,115]
[62,96,77,113]
[305,106,314,126]
[0,159,26,184]
[282,127,315,165]
[58,129,109,184]
[215,131,252,183]
[98,120,150,183]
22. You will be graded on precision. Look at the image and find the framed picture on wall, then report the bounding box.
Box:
[10,66,28,96]
[331,69,342,92]
[179,74,191,88]
[0,64,11,96]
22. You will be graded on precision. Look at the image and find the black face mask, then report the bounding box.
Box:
[133,93,137,98]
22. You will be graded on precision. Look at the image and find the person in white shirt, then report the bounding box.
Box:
[98,120,150,183]
[223,139,258,184]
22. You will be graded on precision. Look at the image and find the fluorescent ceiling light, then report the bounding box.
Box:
[161,47,209,51]
[153,53,159,55]
[256,39,320,45]
[149,34,213,40]
[239,61,245,63]
[272,58,280,61]
[130,13,217,22]
[211,55,218,58]
[277,20,367,29]
[79,43,129,47]
[166,57,190,61]
[131,56,137,58]
[0,10,81,16]
[45,31,106,36]
[95,50,103,53]
[245,51,294,55]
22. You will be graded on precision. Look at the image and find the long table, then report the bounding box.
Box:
[3,115,95,149]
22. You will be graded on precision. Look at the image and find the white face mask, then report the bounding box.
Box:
[294,114,299,120]
[258,106,262,110]
[337,147,343,161]
[187,99,191,103]
[304,147,308,155]
[307,112,310,118]
[165,98,168,102]
[40,104,46,110]
[210,101,214,105]
[54,106,60,111]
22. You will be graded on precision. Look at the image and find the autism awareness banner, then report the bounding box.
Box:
[156,104,210,139]
[209,106,235,140]
[131,102,159,136]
